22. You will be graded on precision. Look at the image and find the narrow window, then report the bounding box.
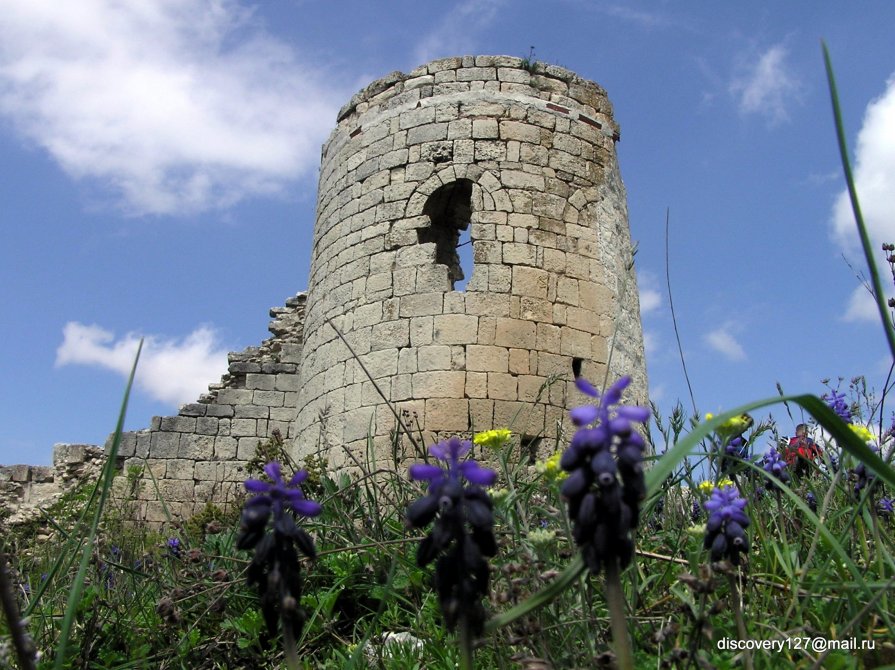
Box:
[418,179,474,291]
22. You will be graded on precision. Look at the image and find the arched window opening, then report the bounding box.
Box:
[418,179,474,291]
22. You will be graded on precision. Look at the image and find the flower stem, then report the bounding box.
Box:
[459,616,474,670]
[604,559,634,670]
[283,623,300,670]
[728,572,753,670]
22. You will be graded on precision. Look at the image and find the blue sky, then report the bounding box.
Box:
[3,1,895,465]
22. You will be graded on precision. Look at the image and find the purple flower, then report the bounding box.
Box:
[166,538,181,558]
[244,461,322,519]
[806,491,818,514]
[561,376,650,576]
[762,448,791,488]
[703,486,750,565]
[237,461,321,647]
[878,497,893,518]
[824,389,852,422]
[406,437,498,635]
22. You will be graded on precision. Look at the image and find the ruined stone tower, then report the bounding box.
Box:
[2,56,648,524]
[291,55,647,468]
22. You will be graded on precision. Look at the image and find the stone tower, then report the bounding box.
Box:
[292,56,647,467]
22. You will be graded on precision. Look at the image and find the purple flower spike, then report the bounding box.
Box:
[703,486,750,565]
[405,437,498,635]
[561,376,650,577]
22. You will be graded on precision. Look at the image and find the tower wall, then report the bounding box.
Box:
[293,56,647,467]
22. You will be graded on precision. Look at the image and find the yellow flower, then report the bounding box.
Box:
[527,528,557,546]
[706,412,753,438]
[535,451,568,481]
[487,487,510,504]
[849,424,874,443]
[697,478,734,494]
[474,429,512,449]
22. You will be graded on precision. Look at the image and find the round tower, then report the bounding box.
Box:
[292,56,648,467]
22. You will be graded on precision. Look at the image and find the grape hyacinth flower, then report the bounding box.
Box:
[825,389,852,422]
[406,436,497,637]
[237,461,322,650]
[878,497,893,519]
[560,376,650,576]
[806,491,818,514]
[703,486,750,565]
[852,445,879,498]
[762,448,791,488]
[166,538,181,558]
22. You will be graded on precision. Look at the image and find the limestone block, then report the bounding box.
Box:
[472,119,498,139]
[474,141,506,161]
[275,374,302,392]
[473,240,502,264]
[217,419,232,436]
[118,432,137,458]
[245,373,276,391]
[412,371,466,398]
[196,417,219,435]
[178,434,215,460]
[566,306,600,335]
[253,390,285,408]
[499,121,541,144]
[494,318,537,349]
[206,404,235,418]
[465,293,510,317]
[425,398,470,431]
[417,345,452,371]
[398,348,417,374]
[342,407,376,441]
[149,432,180,459]
[359,348,399,378]
[457,67,496,81]
[518,375,549,402]
[407,123,448,145]
[512,266,549,299]
[467,345,509,373]
[215,389,254,405]
[213,436,238,460]
[508,348,531,375]
[432,314,478,344]
[236,404,270,419]
[537,323,562,354]
[495,400,546,436]
[410,316,434,346]
[231,419,257,437]
[179,403,207,417]
[372,320,411,350]
[469,399,495,432]
[237,437,261,461]
[161,458,193,480]
[502,243,537,266]
[160,416,197,433]
[520,297,553,322]
[399,293,444,317]
[487,373,518,400]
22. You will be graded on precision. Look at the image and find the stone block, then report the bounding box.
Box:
[417,345,452,371]
[178,403,207,417]
[149,432,180,458]
[399,292,444,317]
[469,399,495,432]
[245,373,276,390]
[215,388,255,405]
[275,374,302,392]
[488,372,518,400]
[236,404,270,419]
[214,436,238,460]
[467,345,509,373]
[512,266,549,299]
[432,314,478,344]
[160,416,196,433]
[425,398,470,431]
[372,320,410,350]
[253,390,285,408]
[165,459,195,480]
[412,371,466,398]
[231,419,257,437]
[196,417,219,435]
[178,434,215,460]
[206,404,235,418]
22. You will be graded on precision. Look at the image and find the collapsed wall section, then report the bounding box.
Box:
[110,294,307,522]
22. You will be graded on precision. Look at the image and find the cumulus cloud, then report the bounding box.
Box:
[704,325,746,362]
[831,74,895,256]
[842,284,891,323]
[413,0,504,64]
[637,271,662,315]
[642,329,659,358]
[729,44,801,125]
[0,0,342,215]
[56,321,229,405]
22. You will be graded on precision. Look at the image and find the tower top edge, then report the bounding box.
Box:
[335,55,611,124]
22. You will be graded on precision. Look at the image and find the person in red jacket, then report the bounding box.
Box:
[784,423,822,476]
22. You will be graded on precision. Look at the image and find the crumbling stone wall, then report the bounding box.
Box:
[0,444,108,525]
[293,55,648,469]
[110,294,306,522]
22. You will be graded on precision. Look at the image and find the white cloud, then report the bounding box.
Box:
[642,329,659,358]
[729,44,801,125]
[56,321,229,405]
[842,284,891,323]
[413,0,504,64]
[0,0,342,215]
[704,326,746,362]
[637,270,662,315]
[831,74,895,256]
